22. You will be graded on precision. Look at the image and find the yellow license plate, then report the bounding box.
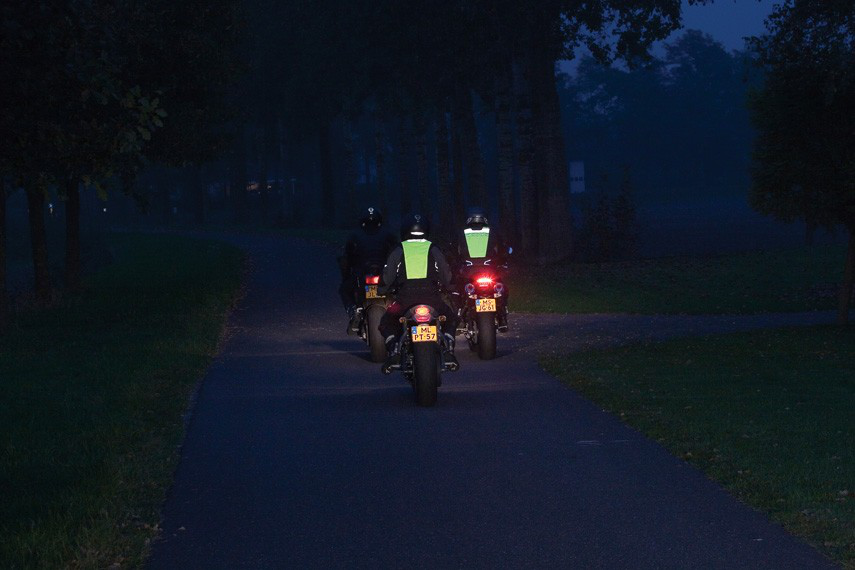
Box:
[411,325,438,342]
[475,298,496,312]
[365,285,383,299]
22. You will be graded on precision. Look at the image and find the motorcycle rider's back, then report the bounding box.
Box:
[379,215,458,368]
[339,208,398,328]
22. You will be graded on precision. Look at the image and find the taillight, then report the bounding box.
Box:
[476,276,493,287]
[365,275,380,285]
[413,305,431,323]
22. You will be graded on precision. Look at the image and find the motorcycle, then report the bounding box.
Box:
[383,304,458,407]
[459,270,505,360]
[356,265,389,362]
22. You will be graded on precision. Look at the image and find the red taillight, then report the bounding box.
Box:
[414,305,431,322]
[476,276,493,287]
[365,275,380,285]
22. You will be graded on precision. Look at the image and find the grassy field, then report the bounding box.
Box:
[544,326,854,567]
[513,246,846,314]
[0,234,243,569]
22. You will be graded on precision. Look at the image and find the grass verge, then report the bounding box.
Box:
[543,326,854,567]
[0,233,243,569]
[513,246,845,314]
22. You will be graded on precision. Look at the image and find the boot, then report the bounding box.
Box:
[381,335,400,374]
[443,332,459,371]
[497,307,509,333]
[346,305,362,334]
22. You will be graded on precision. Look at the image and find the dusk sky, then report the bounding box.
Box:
[560,0,777,72]
[681,0,776,50]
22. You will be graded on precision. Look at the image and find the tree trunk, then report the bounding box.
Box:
[435,106,453,241]
[341,119,357,223]
[838,226,855,325]
[450,106,466,227]
[274,114,286,227]
[414,114,431,215]
[396,118,413,217]
[456,88,487,208]
[374,118,388,215]
[192,165,205,226]
[0,182,7,332]
[26,185,50,301]
[259,119,275,226]
[495,61,517,246]
[65,177,81,291]
[319,122,335,226]
[231,127,248,225]
[531,53,572,263]
[513,57,538,257]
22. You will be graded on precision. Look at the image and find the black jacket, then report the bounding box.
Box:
[342,227,399,275]
[381,241,452,298]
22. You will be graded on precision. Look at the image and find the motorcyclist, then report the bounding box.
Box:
[379,214,459,373]
[338,207,399,333]
[452,207,511,331]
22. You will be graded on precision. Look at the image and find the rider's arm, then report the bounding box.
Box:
[380,247,403,293]
[432,246,453,289]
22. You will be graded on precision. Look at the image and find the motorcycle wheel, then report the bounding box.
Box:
[366,304,387,362]
[412,342,439,407]
[475,312,497,360]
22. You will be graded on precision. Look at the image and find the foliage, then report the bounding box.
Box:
[0,234,243,568]
[561,30,757,203]
[748,0,855,230]
[0,0,243,192]
[747,0,855,324]
[544,326,855,566]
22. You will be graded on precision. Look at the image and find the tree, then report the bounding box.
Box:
[0,0,236,296]
[0,181,7,332]
[748,0,855,324]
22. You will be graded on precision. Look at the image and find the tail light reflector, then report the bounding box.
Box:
[365,275,380,285]
[414,305,431,322]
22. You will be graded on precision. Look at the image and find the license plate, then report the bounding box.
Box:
[365,285,383,299]
[475,298,496,312]
[411,325,437,342]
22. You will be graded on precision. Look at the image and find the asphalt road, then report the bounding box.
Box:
[148,234,837,569]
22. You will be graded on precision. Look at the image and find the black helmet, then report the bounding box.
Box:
[401,213,431,241]
[465,207,489,228]
[361,206,383,228]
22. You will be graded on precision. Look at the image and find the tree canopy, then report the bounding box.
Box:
[748,0,855,323]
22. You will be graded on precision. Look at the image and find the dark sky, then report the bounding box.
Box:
[680,0,776,51]
[560,0,776,73]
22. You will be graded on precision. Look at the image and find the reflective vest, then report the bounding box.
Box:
[402,239,431,279]
[463,227,490,258]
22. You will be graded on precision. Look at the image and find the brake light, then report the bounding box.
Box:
[476,276,493,287]
[365,275,380,285]
[414,305,431,322]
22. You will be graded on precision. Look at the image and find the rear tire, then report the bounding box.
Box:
[412,342,439,407]
[476,312,497,360]
[366,304,387,362]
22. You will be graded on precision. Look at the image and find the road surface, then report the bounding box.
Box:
[148,233,837,569]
